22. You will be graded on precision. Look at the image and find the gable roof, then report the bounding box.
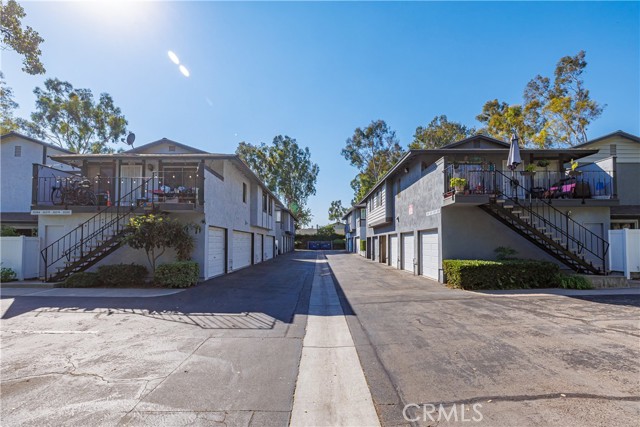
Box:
[125,137,208,154]
[573,130,640,148]
[0,131,73,153]
[440,134,510,149]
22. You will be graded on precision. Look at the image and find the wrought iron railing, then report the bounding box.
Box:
[493,170,609,272]
[40,178,152,279]
[443,165,615,200]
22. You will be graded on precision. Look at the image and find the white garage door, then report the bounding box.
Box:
[355,237,360,254]
[232,231,252,271]
[373,237,378,261]
[255,233,263,264]
[389,235,398,268]
[402,232,414,273]
[207,227,226,278]
[420,229,439,280]
[265,236,274,260]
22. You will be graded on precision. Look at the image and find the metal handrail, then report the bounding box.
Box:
[493,169,608,272]
[41,177,153,279]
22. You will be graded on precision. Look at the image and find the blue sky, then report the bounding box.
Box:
[3,1,639,225]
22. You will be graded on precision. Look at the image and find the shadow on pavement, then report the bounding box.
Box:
[0,251,333,328]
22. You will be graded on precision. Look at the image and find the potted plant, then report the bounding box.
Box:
[567,159,582,176]
[536,159,550,168]
[450,177,467,193]
[520,163,537,176]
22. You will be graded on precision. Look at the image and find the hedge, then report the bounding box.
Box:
[96,263,148,287]
[443,259,560,290]
[155,261,199,288]
[60,272,102,288]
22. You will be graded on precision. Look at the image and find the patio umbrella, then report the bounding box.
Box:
[507,133,522,171]
[507,134,522,198]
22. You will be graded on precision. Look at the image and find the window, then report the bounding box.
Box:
[168,145,176,152]
[242,183,247,203]
[14,145,21,157]
[262,192,267,212]
[360,208,366,219]
[610,144,617,156]
[268,196,273,215]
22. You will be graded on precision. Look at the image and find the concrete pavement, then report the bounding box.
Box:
[290,254,379,427]
[325,251,640,427]
[1,251,316,426]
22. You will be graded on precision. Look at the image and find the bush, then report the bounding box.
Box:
[1,226,20,236]
[443,259,560,290]
[155,261,199,288]
[360,239,366,251]
[96,263,148,287]
[59,272,102,288]
[558,274,592,290]
[1,267,17,282]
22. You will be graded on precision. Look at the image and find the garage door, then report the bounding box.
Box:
[401,232,414,273]
[254,233,263,264]
[355,237,360,254]
[207,227,226,278]
[373,237,378,261]
[232,231,252,271]
[389,234,398,268]
[265,236,274,260]
[420,229,439,280]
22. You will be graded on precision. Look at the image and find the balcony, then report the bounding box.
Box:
[32,165,203,212]
[443,164,618,206]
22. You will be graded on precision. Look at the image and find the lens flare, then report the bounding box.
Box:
[167,50,180,65]
[179,65,190,77]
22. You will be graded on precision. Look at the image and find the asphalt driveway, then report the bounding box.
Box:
[325,251,640,427]
[1,251,317,426]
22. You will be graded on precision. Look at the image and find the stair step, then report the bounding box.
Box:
[496,199,506,204]
[503,205,514,209]
[512,210,522,214]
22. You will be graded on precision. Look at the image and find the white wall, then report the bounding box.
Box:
[1,135,74,213]
[0,236,40,280]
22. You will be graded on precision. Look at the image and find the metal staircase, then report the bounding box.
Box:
[41,178,152,282]
[479,170,608,274]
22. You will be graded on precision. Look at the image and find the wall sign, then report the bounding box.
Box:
[31,210,72,215]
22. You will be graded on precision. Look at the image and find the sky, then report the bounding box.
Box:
[3,1,639,225]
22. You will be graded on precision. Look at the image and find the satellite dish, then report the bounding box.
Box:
[126,132,136,146]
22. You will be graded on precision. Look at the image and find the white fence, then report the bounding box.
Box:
[609,229,640,279]
[0,236,40,280]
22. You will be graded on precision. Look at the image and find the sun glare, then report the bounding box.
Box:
[179,65,190,77]
[168,51,180,65]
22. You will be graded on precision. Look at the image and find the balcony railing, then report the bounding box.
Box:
[33,167,204,208]
[444,165,616,201]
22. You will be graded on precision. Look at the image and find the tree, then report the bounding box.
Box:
[0,0,45,75]
[410,115,476,149]
[476,100,533,146]
[236,135,319,228]
[123,213,200,275]
[0,72,19,134]
[342,120,404,203]
[477,51,604,148]
[21,78,128,153]
[328,200,347,222]
[524,50,604,147]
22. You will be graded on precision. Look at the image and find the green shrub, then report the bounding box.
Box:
[360,239,366,251]
[1,225,19,236]
[96,263,148,287]
[558,274,592,290]
[154,261,199,288]
[443,259,560,290]
[1,267,17,282]
[494,246,518,260]
[60,272,102,288]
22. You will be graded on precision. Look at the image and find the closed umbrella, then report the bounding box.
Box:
[507,134,521,170]
[507,134,522,197]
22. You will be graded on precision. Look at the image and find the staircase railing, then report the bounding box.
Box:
[41,178,153,280]
[493,170,608,272]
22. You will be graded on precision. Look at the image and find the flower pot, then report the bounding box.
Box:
[567,170,582,177]
[455,185,465,193]
[520,171,536,177]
